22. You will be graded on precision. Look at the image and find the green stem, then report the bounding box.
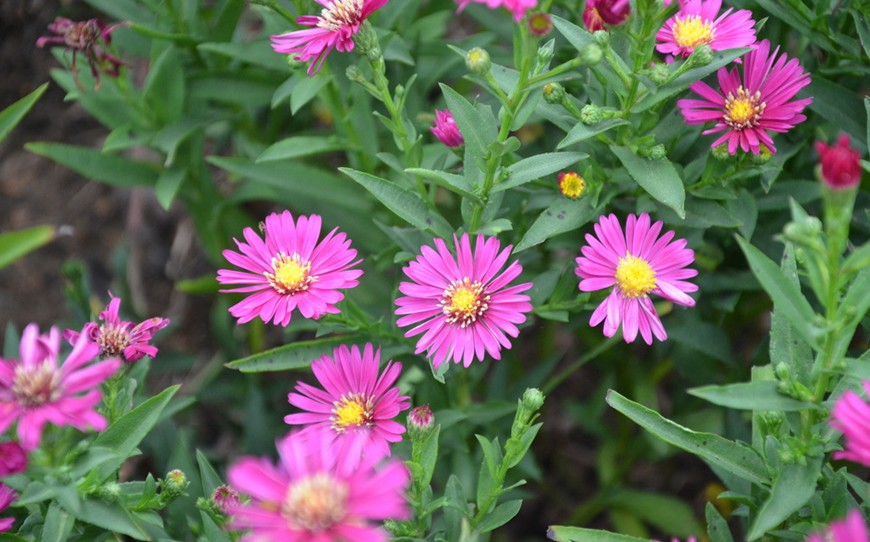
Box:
[543,336,620,393]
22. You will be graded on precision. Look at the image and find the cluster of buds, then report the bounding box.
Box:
[36,17,124,89]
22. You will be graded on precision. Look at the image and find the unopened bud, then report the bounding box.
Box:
[408,405,434,430]
[711,143,730,161]
[750,144,772,164]
[211,485,241,514]
[648,63,670,85]
[640,144,666,160]
[543,82,566,104]
[580,43,603,65]
[593,30,610,47]
[580,104,603,125]
[286,56,307,70]
[346,65,365,82]
[522,388,545,412]
[537,41,555,65]
[688,44,713,67]
[466,47,492,75]
[162,469,189,498]
[100,482,122,502]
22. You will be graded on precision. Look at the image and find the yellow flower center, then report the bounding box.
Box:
[282,473,348,533]
[441,278,489,328]
[559,172,586,199]
[265,253,315,295]
[12,360,63,407]
[615,253,657,298]
[331,393,373,430]
[672,15,715,48]
[317,0,364,32]
[724,86,765,129]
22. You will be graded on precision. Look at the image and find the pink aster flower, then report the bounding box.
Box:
[270,0,387,76]
[816,134,863,190]
[285,343,410,462]
[227,428,410,542]
[830,381,870,466]
[575,213,698,344]
[0,484,15,533]
[655,0,756,60]
[583,0,630,31]
[63,295,169,363]
[677,39,812,155]
[431,110,464,148]
[217,211,363,327]
[807,510,869,542]
[456,0,537,21]
[0,442,27,476]
[0,324,121,450]
[395,234,533,368]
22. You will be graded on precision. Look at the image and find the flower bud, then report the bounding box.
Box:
[522,388,545,412]
[537,41,555,65]
[162,469,189,498]
[711,143,730,161]
[528,12,553,37]
[648,63,670,85]
[542,82,566,104]
[580,104,603,125]
[580,43,603,65]
[465,47,492,75]
[345,65,365,82]
[639,144,666,160]
[687,44,713,67]
[749,143,772,164]
[816,134,862,190]
[431,109,464,148]
[593,30,610,47]
[408,405,434,430]
[0,442,27,476]
[99,482,122,502]
[211,485,241,514]
[558,171,586,199]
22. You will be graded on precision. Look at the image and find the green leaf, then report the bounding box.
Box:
[735,236,820,350]
[747,457,823,540]
[155,166,187,210]
[439,84,497,163]
[547,526,649,542]
[515,198,597,252]
[551,16,628,94]
[405,168,481,202]
[557,119,630,149]
[226,335,359,372]
[26,142,159,187]
[0,82,48,144]
[143,47,186,123]
[478,499,523,533]
[340,168,453,237]
[689,381,817,411]
[604,489,703,537]
[198,40,288,71]
[196,450,225,495]
[0,225,55,271]
[705,502,734,542]
[66,498,150,540]
[633,48,751,112]
[494,152,588,192]
[257,135,352,162]
[291,74,332,115]
[611,145,685,218]
[89,386,180,480]
[606,390,770,485]
[42,502,75,542]
[807,77,867,145]
[417,424,440,487]
[770,243,813,383]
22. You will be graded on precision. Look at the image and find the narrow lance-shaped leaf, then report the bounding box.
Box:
[0,225,55,271]
[0,82,48,144]
[226,335,361,373]
[747,457,823,540]
[494,152,589,192]
[611,145,685,218]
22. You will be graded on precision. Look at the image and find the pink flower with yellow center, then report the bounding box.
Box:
[395,234,533,368]
[217,211,363,327]
[575,213,697,344]
[63,295,169,363]
[270,0,387,76]
[677,39,812,155]
[0,484,15,533]
[806,510,869,542]
[227,428,409,542]
[285,343,409,461]
[655,0,756,60]
[0,324,121,450]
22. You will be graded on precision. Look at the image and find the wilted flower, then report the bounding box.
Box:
[64,295,169,363]
[431,110,464,148]
[285,343,410,461]
[36,17,123,89]
[806,509,869,542]
[655,0,756,61]
[830,381,870,466]
[558,171,586,199]
[271,0,388,75]
[677,39,812,155]
[395,234,533,368]
[528,12,553,36]
[0,442,27,476]
[0,484,15,533]
[217,211,363,327]
[0,324,121,450]
[816,134,862,190]
[583,0,630,31]
[227,428,410,542]
[575,213,698,344]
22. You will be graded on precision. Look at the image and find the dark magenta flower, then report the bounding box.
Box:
[816,134,863,190]
[0,442,27,476]
[36,17,123,89]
